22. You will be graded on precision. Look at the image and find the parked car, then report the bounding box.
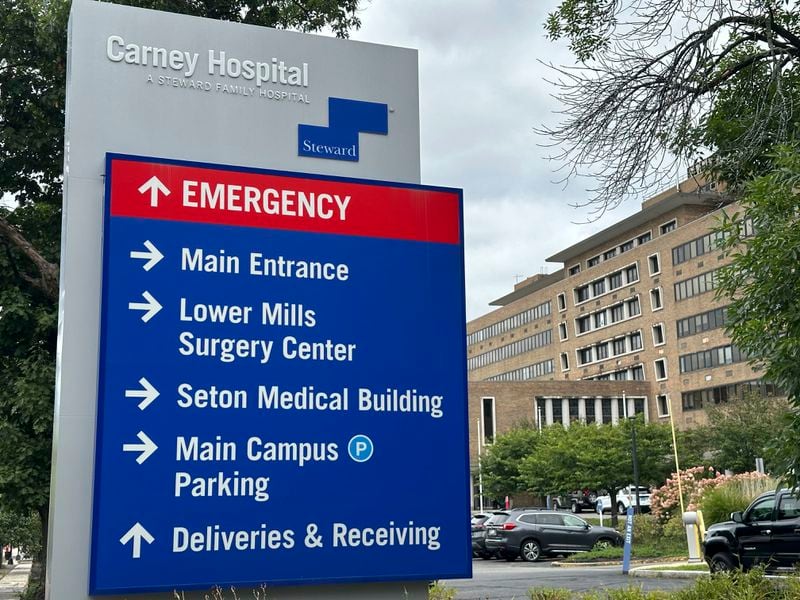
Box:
[483,508,623,562]
[564,489,598,513]
[703,489,800,573]
[596,485,651,513]
[471,511,505,559]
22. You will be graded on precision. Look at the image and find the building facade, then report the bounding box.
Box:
[466,178,779,504]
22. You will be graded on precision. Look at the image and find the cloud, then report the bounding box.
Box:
[352,1,641,319]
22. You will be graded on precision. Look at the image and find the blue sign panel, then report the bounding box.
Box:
[298,97,389,161]
[89,154,470,594]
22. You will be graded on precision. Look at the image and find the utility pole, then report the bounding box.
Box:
[477,417,485,512]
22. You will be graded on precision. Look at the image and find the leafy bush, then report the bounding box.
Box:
[698,474,777,526]
[528,590,573,600]
[428,581,456,600]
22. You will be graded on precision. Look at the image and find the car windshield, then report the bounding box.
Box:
[485,513,509,526]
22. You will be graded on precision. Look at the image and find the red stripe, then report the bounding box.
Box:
[109,158,461,244]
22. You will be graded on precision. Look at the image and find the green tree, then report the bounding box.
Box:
[715,149,800,486]
[0,1,362,594]
[520,420,675,526]
[481,424,541,499]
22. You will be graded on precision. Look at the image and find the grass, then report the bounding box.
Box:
[646,564,709,572]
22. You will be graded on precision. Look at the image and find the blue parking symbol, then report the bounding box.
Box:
[348,435,374,463]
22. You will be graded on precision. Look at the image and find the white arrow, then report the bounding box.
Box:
[122,431,158,464]
[124,377,160,411]
[129,240,164,271]
[137,176,170,208]
[128,291,162,323]
[120,522,155,559]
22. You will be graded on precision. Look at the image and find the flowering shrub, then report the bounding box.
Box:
[649,466,771,523]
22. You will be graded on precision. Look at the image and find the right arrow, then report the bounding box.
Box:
[128,291,162,323]
[137,176,170,208]
[124,377,159,410]
[120,522,154,559]
[129,240,164,271]
[122,431,158,464]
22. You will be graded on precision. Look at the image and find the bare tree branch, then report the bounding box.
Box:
[0,215,59,301]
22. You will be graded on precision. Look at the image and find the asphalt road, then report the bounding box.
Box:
[448,558,696,599]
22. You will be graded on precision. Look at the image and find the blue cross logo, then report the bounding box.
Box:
[298,97,388,162]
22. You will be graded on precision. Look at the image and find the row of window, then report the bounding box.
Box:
[572,230,653,274]
[676,306,728,338]
[466,301,551,346]
[548,396,646,425]
[576,331,643,366]
[674,269,720,301]
[671,219,754,265]
[486,359,554,382]
[682,380,782,411]
[580,364,645,381]
[575,296,641,335]
[678,344,745,374]
[467,329,553,371]
[574,264,639,304]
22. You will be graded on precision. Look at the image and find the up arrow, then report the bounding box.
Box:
[138,176,170,208]
[120,522,154,559]
[125,377,159,410]
[128,291,162,323]
[122,431,158,464]
[130,240,164,271]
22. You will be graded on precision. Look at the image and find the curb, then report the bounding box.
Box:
[629,565,709,579]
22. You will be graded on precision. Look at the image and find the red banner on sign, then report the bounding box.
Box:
[108,158,462,245]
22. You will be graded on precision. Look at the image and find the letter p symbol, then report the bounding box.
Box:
[347,434,374,463]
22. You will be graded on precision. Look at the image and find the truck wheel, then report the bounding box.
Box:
[571,501,580,514]
[709,551,736,573]
[617,502,626,514]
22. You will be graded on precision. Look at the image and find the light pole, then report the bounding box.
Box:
[625,391,641,514]
[477,417,485,512]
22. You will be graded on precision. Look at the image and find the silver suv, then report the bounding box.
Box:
[484,509,622,562]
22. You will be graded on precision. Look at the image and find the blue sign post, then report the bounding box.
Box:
[622,506,635,574]
[89,154,470,594]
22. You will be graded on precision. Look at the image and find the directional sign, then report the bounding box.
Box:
[90,154,470,594]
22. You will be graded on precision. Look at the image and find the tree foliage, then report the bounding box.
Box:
[702,393,792,474]
[715,147,800,487]
[480,424,541,499]
[542,0,800,213]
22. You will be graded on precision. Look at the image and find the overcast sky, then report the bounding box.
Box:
[350,0,652,321]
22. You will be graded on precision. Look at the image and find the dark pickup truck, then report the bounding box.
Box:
[703,489,800,572]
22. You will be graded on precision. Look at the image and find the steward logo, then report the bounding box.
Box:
[298,97,388,162]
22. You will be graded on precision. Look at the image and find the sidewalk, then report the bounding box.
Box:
[0,560,31,599]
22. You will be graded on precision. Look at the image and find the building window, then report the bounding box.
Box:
[560,352,570,371]
[467,301,552,346]
[585,401,596,424]
[603,248,617,260]
[660,219,677,234]
[630,331,643,351]
[601,398,613,424]
[609,271,623,290]
[575,286,590,304]
[657,394,670,417]
[481,397,496,444]
[676,306,728,338]
[632,365,645,380]
[576,316,591,334]
[674,269,720,301]
[620,239,634,253]
[594,312,607,328]
[654,358,668,381]
[596,343,609,360]
[569,264,581,276]
[637,231,652,245]
[679,344,745,374]
[559,321,568,341]
[613,338,626,355]
[467,329,553,370]
[578,347,593,365]
[652,323,665,346]
[592,280,606,296]
[487,359,555,382]
[647,253,661,275]
[587,255,600,267]
[557,292,567,312]
[627,297,641,317]
[650,287,663,311]
[625,264,639,284]
[569,398,580,422]
[552,399,563,424]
